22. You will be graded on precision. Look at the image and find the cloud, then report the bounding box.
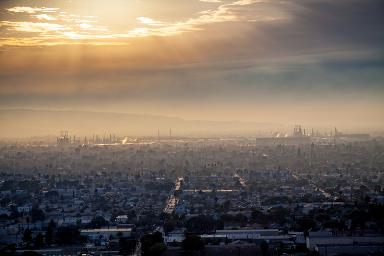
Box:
[137,17,164,26]
[1,0,286,46]
[0,0,383,70]
[200,0,222,2]
[1,21,65,33]
[6,6,58,14]
[35,14,57,21]
[120,0,285,38]
[0,6,114,46]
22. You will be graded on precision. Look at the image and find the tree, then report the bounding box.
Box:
[89,216,109,228]
[45,220,56,245]
[34,233,44,249]
[0,243,16,256]
[163,221,176,234]
[56,226,81,245]
[148,243,167,256]
[296,218,317,231]
[119,238,137,256]
[31,207,45,222]
[267,207,289,225]
[223,200,231,211]
[23,229,32,245]
[116,231,123,239]
[185,215,222,233]
[141,232,166,256]
[251,209,268,224]
[260,240,269,256]
[181,235,205,251]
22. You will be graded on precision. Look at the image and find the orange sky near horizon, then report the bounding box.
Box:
[0,0,383,132]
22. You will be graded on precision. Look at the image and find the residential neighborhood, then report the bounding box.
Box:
[0,135,383,255]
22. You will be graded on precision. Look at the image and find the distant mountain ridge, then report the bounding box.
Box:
[0,109,283,138]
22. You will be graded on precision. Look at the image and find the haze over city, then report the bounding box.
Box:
[0,1,384,256]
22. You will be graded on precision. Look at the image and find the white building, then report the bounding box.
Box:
[80,227,132,241]
[62,216,78,225]
[116,215,128,224]
[214,229,280,240]
[17,204,32,213]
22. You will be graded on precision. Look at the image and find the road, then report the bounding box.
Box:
[163,177,183,214]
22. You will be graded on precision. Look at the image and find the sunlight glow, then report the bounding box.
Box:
[0,0,288,46]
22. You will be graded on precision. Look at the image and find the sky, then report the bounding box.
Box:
[0,0,383,132]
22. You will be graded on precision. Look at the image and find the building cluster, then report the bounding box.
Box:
[0,135,383,255]
[256,126,370,147]
[57,131,120,146]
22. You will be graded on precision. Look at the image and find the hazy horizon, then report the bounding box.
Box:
[0,108,382,140]
[1,0,384,136]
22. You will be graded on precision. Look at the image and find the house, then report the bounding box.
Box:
[116,215,128,224]
[62,216,78,226]
[165,229,185,244]
[80,227,132,242]
[174,203,187,215]
[0,208,11,216]
[17,204,32,213]
[81,216,93,224]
